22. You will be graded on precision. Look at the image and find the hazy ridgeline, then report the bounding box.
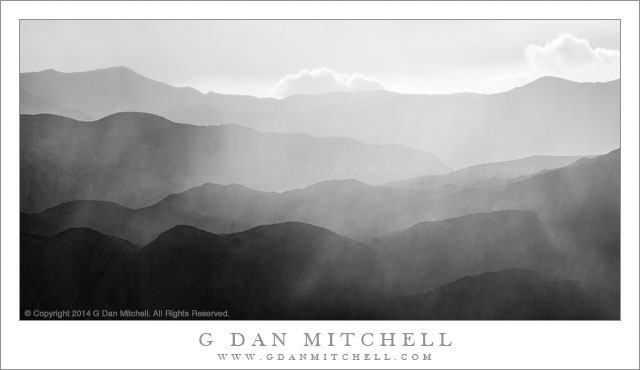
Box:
[19,68,620,320]
[21,67,619,168]
[21,146,621,319]
[20,113,446,212]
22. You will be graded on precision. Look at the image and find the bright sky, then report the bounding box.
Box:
[20,20,620,98]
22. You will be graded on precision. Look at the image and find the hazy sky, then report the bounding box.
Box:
[20,20,620,98]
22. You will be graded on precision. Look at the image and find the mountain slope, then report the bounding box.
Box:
[20,112,445,212]
[20,89,92,121]
[137,223,382,319]
[21,150,620,318]
[384,154,592,192]
[22,179,439,244]
[21,67,620,168]
[393,269,605,320]
[421,149,620,259]
[22,149,620,253]
[21,223,383,319]
[372,210,562,295]
[21,224,606,320]
[20,228,138,316]
[21,199,250,246]
[417,149,621,317]
[20,67,205,120]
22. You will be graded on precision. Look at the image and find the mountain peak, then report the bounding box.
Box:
[85,65,140,76]
[23,65,138,76]
[147,225,226,249]
[510,76,577,92]
[513,75,620,93]
[300,178,369,191]
[198,182,261,193]
[51,227,139,253]
[95,111,183,127]
[399,209,538,235]
[104,65,135,72]
[240,221,336,236]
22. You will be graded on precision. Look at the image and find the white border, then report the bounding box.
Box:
[2,2,638,369]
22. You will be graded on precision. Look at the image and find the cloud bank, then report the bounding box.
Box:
[524,33,620,82]
[273,68,385,98]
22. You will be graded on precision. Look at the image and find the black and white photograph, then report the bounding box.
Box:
[17,19,622,321]
[2,2,639,369]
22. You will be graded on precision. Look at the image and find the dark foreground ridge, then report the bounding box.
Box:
[21,220,611,320]
[392,269,605,320]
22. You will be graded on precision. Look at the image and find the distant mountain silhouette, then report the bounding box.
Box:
[20,112,445,212]
[392,269,605,320]
[20,67,204,120]
[372,210,562,295]
[384,154,592,192]
[20,67,619,168]
[21,228,138,317]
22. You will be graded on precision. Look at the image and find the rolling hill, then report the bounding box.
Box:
[20,112,445,212]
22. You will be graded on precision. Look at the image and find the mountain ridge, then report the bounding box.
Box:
[372,209,562,295]
[21,112,446,212]
[22,149,620,251]
[21,66,619,98]
[20,67,620,168]
[393,269,606,320]
[21,223,608,319]
[384,153,601,192]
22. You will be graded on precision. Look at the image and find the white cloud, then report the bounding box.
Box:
[479,33,620,94]
[272,68,385,98]
[524,33,620,82]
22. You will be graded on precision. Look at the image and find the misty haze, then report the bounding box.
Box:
[20,20,620,320]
